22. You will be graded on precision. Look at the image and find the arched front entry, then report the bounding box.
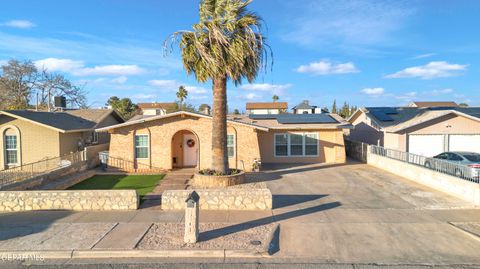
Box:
[171,130,199,168]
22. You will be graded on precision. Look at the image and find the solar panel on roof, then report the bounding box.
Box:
[276,114,337,124]
[369,107,398,114]
[370,111,394,121]
[248,113,339,124]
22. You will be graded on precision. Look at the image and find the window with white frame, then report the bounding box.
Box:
[274,134,288,156]
[289,134,304,156]
[274,133,319,157]
[305,133,319,156]
[4,133,18,165]
[135,134,149,159]
[227,134,235,158]
[91,131,99,144]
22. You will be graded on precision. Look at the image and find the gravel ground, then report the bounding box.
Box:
[137,222,275,252]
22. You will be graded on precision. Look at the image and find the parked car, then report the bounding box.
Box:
[424,152,480,179]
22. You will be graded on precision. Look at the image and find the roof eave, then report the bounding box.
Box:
[390,110,480,133]
[0,111,68,133]
[269,124,352,130]
[95,111,269,132]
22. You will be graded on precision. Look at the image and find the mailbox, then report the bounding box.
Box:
[185,191,200,208]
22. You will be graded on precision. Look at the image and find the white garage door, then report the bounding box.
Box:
[408,134,445,157]
[449,135,480,153]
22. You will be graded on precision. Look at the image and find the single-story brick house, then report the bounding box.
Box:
[0,109,124,169]
[348,106,480,157]
[96,111,352,172]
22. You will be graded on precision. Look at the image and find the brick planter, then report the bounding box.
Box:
[193,171,245,188]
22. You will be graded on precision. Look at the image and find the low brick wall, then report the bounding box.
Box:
[0,190,138,212]
[162,188,272,210]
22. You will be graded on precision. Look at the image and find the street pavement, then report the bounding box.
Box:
[1,161,480,267]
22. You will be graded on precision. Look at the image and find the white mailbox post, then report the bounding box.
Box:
[184,191,200,243]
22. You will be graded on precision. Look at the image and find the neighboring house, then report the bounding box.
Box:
[0,109,124,169]
[348,106,480,157]
[408,101,458,108]
[96,111,351,172]
[138,102,176,116]
[246,102,288,114]
[292,100,322,114]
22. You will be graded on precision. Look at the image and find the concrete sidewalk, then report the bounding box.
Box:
[1,207,480,264]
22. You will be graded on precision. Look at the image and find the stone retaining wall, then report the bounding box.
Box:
[161,188,272,210]
[0,190,138,212]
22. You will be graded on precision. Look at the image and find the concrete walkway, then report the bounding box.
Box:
[1,162,480,265]
[140,168,195,210]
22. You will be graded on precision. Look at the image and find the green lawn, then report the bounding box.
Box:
[68,174,165,199]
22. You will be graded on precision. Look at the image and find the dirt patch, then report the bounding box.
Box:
[136,222,275,252]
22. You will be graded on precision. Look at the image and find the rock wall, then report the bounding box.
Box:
[161,188,272,210]
[0,190,138,212]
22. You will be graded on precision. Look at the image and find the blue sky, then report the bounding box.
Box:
[1,0,479,111]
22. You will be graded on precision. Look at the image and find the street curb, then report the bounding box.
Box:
[1,249,271,260]
[0,251,73,260]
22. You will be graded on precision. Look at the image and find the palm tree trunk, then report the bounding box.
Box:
[211,76,229,174]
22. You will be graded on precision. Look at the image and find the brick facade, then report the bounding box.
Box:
[107,114,346,172]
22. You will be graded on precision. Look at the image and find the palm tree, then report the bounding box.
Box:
[176,85,188,108]
[165,0,271,174]
[272,95,279,102]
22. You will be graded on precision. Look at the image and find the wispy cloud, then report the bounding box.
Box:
[148,79,209,100]
[360,87,417,102]
[240,83,292,95]
[430,88,453,95]
[81,76,128,85]
[361,87,384,95]
[385,61,468,79]
[394,91,417,101]
[1,20,36,29]
[148,79,179,89]
[132,93,157,100]
[0,31,181,70]
[34,58,145,76]
[281,0,413,51]
[242,93,262,101]
[296,60,359,76]
[412,53,436,59]
[110,76,128,84]
[76,65,144,76]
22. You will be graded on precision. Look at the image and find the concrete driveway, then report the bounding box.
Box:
[253,161,480,264]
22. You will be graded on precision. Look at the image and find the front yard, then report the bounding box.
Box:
[68,174,164,200]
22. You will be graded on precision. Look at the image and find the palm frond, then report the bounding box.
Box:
[164,0,273,84]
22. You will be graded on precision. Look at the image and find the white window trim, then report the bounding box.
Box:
[92,131,99,144]
[274,133,289,157]
[4,135,19,165]
[227,134,235,158]
[274,132,319,157]
[135,134,149,159]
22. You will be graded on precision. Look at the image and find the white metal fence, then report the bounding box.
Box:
[370,145,480,184]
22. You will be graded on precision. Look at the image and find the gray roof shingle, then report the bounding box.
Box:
[1,109,118,132]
